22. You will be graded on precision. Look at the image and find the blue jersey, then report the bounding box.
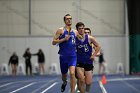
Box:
[58,28,76,56]
[76,34,93,64]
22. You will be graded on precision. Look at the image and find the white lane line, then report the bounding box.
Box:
[107,77,140,82]
[9,82,36,93]
[99,81,107,93]
[31,78,58,93]
[0,82,13,88]
[122,80,140,93]
[41,82,58,93]
[0,79,38,89]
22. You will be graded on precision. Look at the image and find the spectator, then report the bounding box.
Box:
[8,52,18,76]
[98,49,106,75]
[23,48,32,75]
[32,49,45,75]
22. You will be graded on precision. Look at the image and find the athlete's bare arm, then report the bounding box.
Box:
[89,35,101,60]
[73,29,83,40]
[52,27,70,45]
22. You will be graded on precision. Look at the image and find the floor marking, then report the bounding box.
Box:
[99,81,107,93]
[31,78,58,93]
[0,82,13,88]
[122,80,140,93]
[41,82,58,93]
[0,84,19,93]
[9,82,36,93]
[107,77,140,82]
[0,79,39,89]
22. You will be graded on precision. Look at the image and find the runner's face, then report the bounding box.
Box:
[85,30,91,35]
[64,16,72,26]
[78,25,84,35]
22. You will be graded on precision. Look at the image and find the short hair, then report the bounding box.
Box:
[75,22,85,30]
[84,27,91,33]
[64,14,71,21]
[26,48,30,52]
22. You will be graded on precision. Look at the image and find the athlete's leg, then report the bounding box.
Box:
[98,63,102,74]
[85,64,93,93]
[85,70,93,93]
[75,70,80,92]
[69,66,76,93]
[60,56,68,92]
[76,66,85,93]
[68,56,77,93]
[61,73,68,92]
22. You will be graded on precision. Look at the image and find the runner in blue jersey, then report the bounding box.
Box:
[75,22,100,93]
[52,14,82,93]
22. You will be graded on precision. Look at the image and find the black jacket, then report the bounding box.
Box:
[9,55,18,65]
[23,52,31,63]
[33,52,45,62]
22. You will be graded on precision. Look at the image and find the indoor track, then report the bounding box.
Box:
[0,74,140,93]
